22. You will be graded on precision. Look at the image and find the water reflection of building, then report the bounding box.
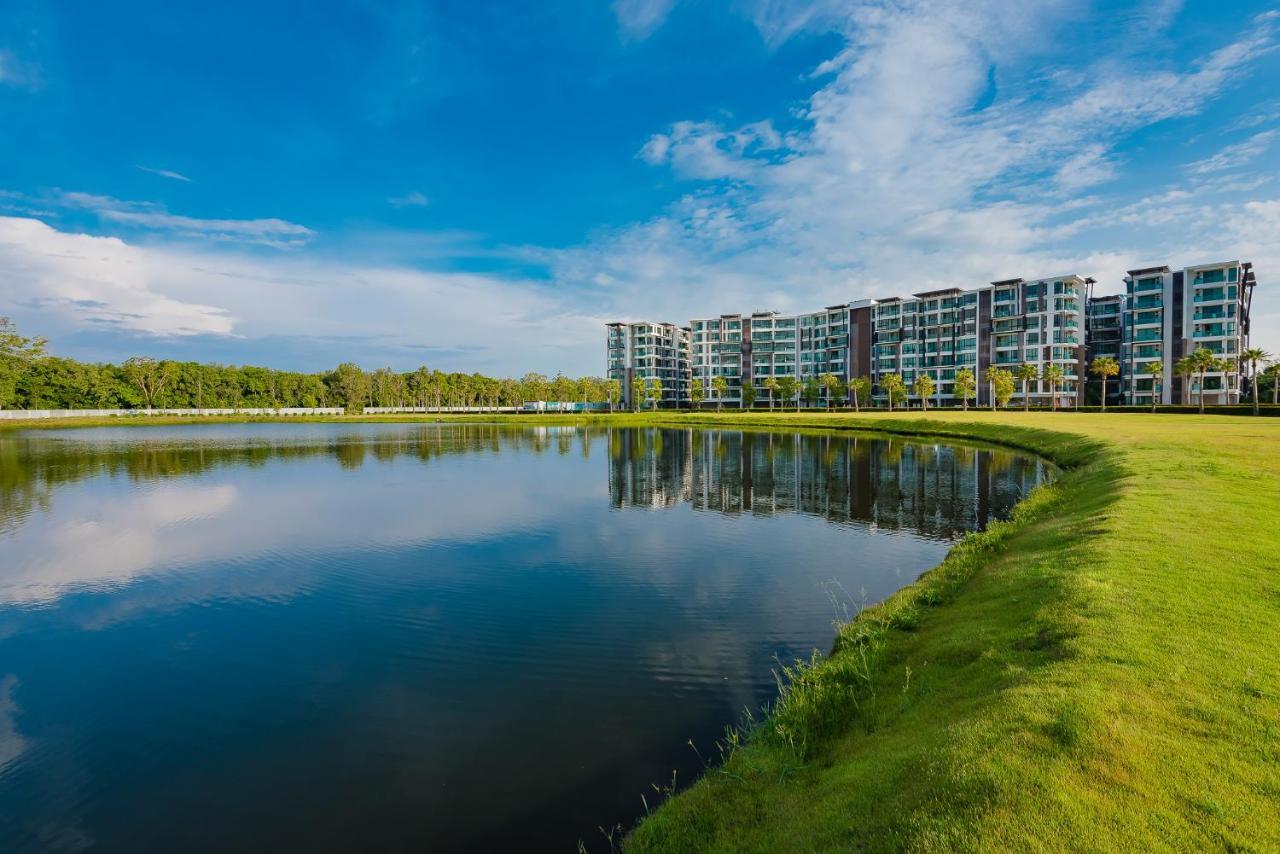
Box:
[607,428,1047,539]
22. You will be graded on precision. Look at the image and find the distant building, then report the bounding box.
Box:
[606,321,690,408]
[606,261,1258,408]
[857,275,1087,408]
[1120,261,1256,405]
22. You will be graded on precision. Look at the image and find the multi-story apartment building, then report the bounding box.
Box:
[608,261,1256,409]
[1119,261,1256,405]
[690,314,747,405]
[606,321,691,408]
[744,311,797,405]
[862,276,1087,407]
[1086,294,1125,407]
[690,306,852,407]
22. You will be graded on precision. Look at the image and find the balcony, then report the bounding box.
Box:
[1133,296,1162,310]
[1193,289,1228,303]
[1132,330,1161,342]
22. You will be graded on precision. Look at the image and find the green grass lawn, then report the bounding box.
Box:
[615,411,1280,852]
[6,409,1278,849]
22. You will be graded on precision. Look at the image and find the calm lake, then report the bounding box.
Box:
[0,423,1047,852]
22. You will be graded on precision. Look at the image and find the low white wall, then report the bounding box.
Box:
[362,406,522,414]
[0,408,345,420]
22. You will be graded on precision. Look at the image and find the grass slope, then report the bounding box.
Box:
[621,412,1279,852]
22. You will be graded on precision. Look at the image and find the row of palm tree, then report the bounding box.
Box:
[1090,348,1277,415]
[671,350,1279,414]
[1163,347,1273,415]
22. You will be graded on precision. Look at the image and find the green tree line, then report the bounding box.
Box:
[0,317,614,413]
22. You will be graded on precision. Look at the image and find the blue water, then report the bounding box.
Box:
[0,423,1046,852]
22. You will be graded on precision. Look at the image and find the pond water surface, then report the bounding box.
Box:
[0,423,1047,852]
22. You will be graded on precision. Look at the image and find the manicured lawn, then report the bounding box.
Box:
[620,412,1280,852]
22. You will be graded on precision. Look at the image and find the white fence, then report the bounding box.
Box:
[361,404,609,414]
[362,406,523,414]
[0,407,345,420]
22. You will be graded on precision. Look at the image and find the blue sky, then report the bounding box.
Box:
[2,0,1279,374]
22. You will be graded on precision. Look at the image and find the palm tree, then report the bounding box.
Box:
[1041,363,1065,411]
[1240,347,1272,415]
[847,376,871,413]
[690,378,705,410]
[1144,361,1163,413]
[912,373,935,411]
[1173,356,1194,407]
[1189,347,1217,413]
[992,368,1016,409]
[605,378,621,413]
[1213,356,1236,409]
[776,375,800,412]
[1015,363,1038,411]
[984,365,1002,410]
[1090,356,1120,412]
[646,377,663,411]
[953,368,976,411]
[880,374,905,412]
[762,376,779,410]
[820,373,842,410]
[1266,363,1280,406]
[711,376,728,411]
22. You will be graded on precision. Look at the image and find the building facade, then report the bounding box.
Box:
[606,321,691,409]
[608,261,1256,408]
[1086,293,1125,407]
[859,275,1087,407]
[1119,261,1256,405]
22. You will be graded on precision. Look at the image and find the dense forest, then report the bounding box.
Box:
[0,318,617,412]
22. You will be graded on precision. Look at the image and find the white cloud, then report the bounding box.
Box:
[552,0,1280,336]
[0,216,235,337]
[1185,130,1279,175]
[0,49,41,90]
[388,191,430,207]
[639,120,785,180]
[136,165,193,183]
[56,192,315,248]
[1054,144,1119,191]
[613,0,677,40]
[0,215,601,372]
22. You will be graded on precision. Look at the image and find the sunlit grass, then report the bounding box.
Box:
[618,411,1280,852]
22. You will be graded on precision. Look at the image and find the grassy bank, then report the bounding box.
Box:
[617,411,1280,852]
[5,410,1277,848]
